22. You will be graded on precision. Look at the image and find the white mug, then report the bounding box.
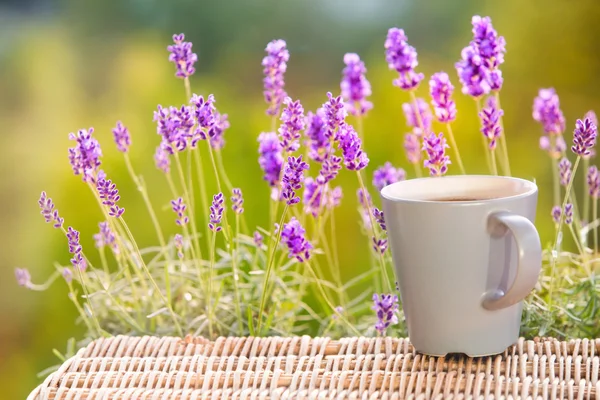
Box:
[380,175,542,356]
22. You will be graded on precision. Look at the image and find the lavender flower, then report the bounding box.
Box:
[372,163,406,192]
[479,96,503,149]
[337,123,369,171]
[279,98,305,153]
[67,226,86,271]
[332,306,344,320]
[253,231,264,247]
[68,128,103,182]
[327,186,343,209]
[373,208,386,231]
[154,105,195,153]
[15,268,31,288]
[357,188,373,230]
[341,53,373,116]
[588,166,600,198]
[97,178,125,218]
[231,188,244,215]
[190,94,216,145]
[258,132,284,187]
[262,39,289,116]
[533,88,566,135]
[303,177,322,217]
[429,72,457,123]
[564,203,573,225]
[316,155,342,185]
[586,110,598,126]
[471,16,506,90]
[304,109,330,162]
[539,135,566,159]
[372,293,399,335]
[167,33,197,79]
[209,111,230,150]
[171,197,189,226]
[402,98,432,134]
[372,237,388,255]
[422,132,451,176]
[154,144,171,174]
[572,118,597,157]
[282,155,309,205]
[558,157,572,187]
[174,234,184,259]
[404,133,421,165]
[38,191,64,229]
[112,121,131,153]
[323,92,347,139]
[455,45,491,98]
[62,267,73,283]
[209,193,224,232]
[551,206,561,224]
[384,28,424,90]
[93,221,118,254]
[281,217,312,262]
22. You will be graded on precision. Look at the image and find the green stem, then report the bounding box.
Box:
[594,197,598,256]
[230,213,244,336]
[583,157,591,228]
[192,149,211,253]
[184,77,192,100]
[551,154,560,208]
[207,230,217,338]
[491,148,498,176]
[256,205,289,335]
[413,163,422,178]
[445,123,466,174]
[476,98,493,174]
[494,92,511,176]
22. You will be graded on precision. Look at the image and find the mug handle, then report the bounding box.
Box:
[482,211,542,311]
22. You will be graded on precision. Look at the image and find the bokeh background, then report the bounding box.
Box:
[2,0,599,397]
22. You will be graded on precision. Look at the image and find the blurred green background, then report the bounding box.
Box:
[2,0,599,397]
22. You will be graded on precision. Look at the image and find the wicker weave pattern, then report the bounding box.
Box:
[28,335,600,399]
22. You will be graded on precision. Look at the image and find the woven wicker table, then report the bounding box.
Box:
[28,335,600,399]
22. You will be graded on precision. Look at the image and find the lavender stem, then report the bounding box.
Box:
[583,157,591,234]
[594,198,598,255]
[494,92,512,176]
[445,123,466,174]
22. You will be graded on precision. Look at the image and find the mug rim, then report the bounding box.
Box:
[380,175,538,204]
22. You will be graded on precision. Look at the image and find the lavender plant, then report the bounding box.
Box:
[15,16,600,368]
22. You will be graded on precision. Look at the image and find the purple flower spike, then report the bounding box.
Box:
[97,178,125,218]
[15,268,32,288]
[539,135,566,159]
[171,197,189,226]
[316,155,342,185]
[402,98,432,134]
[558,157,572,187]
[533,88,566,135]
[372,293,399,335]
[471,16,506,91]
[455,45,491,98]
[231,188,244,215]
[422,132,451,176]
[174,234,184,259]
[587,166,600,198]
[304,109,330,162]
[62,267,73,283]
[154,144,171,174]
[112,121,131,153]
[209,111,230,150]
[282,155,310,205]
[372,162,406,192]
[38,191,64,229]
[429,72,457,123]
[323,92,347,139]
[258,132,284,187]
[572,118,597,157]
[93,221,118,254]
[551,206,562,224]
[586,110,598,126]
[262,39,289,116]
[281,217,312,262]
[327,186,343,209]
[68,128,103,182]
[209,193,224,232]
[373,207,386,231]
[384,28,424,90]
[279,97,305,153]
[154,105,195,153]
[337,124,369,171]
[303,177,322,217]
[404,133,421,165]
[372,237,388,255]
[167,33,197,79]
[479,96,504,149]
[67,226,87,271]
[564,203,573,225]
[189,94,216,146]
[253,231,264,247]
[341,53,373,116]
